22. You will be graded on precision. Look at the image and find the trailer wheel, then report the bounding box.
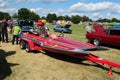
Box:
[25,43,30,52]
[93,38,101,46]
[20,40,25,49]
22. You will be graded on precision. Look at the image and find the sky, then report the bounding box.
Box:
[0,0,120,20]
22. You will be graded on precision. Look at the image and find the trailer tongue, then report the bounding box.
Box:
[67,53,120,76]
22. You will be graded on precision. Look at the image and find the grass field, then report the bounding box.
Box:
[0,24,120,80]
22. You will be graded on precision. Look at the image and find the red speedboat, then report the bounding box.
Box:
[20,32,97,54]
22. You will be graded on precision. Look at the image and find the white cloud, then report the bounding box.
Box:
[0,1,7,8]
[91,12,103,20]
[106,13,120,19]
[70,2,118,12]
[0,8,17,15]
[30,8,52,16]
[107,13,112,18]
[70,2,120,13]
[53,9,68,16]
[92,12,101,17]
[70,2,120,20]
[0,0,120,20]
[14,0,67,3]
[0,1,16,15]
[30,8,68,17]
[37,0,67,4]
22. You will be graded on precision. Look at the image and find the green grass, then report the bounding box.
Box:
[1,24,120,80]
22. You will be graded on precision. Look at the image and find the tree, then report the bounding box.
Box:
[18,8,30,20]
[71,15,81,24]
[82,15,89,22]
[111,18,118,22]
[64,15,71,21]
[12,13,18,18]
[41,16,46,20]
[0,11,11,20]
[57,15,71,21]
[96,18,111,23]
[57,16,64,20]
[0,12,4,20]
[46,13,57,23]
[4,13,11,20]
[29,11,40,21]
[17,8,40,21]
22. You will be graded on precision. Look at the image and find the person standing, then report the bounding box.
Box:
[36,19,48,38]
[8,20,14,41]
[0,23,2,46]
[12,24,21,45]
[8,20,13,34]
[85,23,91,33]
[0,18,9,43]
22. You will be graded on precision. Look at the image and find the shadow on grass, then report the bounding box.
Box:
[0,49,19,80]
[44,51,120,75]
[32,50,42,54]
[102,44,120,50]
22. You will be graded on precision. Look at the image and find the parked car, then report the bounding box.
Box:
[21,26,34,32]
[110,23,120,28]
[18,20,34,32]
[53,24,72,34]
[86,24,120,47]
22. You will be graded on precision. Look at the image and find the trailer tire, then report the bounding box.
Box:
[25,43,30,52]
[20,40,25,49]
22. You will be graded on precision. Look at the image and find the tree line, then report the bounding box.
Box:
[0,12,11,20]
[0,8,120,24]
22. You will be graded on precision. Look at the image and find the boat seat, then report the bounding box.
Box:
[49,34,58,39]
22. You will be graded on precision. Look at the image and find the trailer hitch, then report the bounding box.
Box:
[107,67,113,77]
